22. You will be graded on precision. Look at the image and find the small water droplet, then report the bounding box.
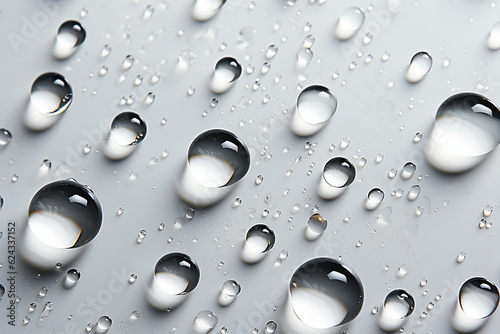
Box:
[122,55,135,70]
[136,229,147,244]
[335,7,365,40]
[483,205,494,217]
[378,289,415,332]
[456,251,467,263]
[142,4,154,20]
[265,45,278,59]
[193,310,218,333]
[406,51,432,83]
[407,185,421,201]
[129,310,140,323]
[401,162,416,180]
[365,188,384,211]
[95,315,112,334]
[128,273,137,284]
[210,57,242,94]
[396,264,408,278]
[487,22,500,50]
[63,269,81,289]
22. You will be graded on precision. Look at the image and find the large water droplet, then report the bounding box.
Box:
[291,85,337,136]
[21,179,102,270]
[192,0,226,21]
[53,21,86,60]
[178,129,250,208]
[452,277,499,333]
[304,213,327,241]
[95,315,112,334]
[147,252,200,310]
[378,289,415,332]
[318,157,355,200]
[210,57,242,94]
[284,258,364,332]
[0,129,12,148]
[103,112,147,160]
[335,7,365,40]
[487,22,500,50]
[365,188,384,211]
[25,73,73,131]
[241,224,275,264]
[425,92,500,173]
[193,310,219,333]
[63,268,81,289]
[218,280,241,306]
[406,51,432,83]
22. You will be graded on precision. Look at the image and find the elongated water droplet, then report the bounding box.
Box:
[375,153,384,163]
[147,253,200,310]
[210,57,242,94]
[136,229,147,244]
[95,316,112,334]
[378,289,415,332]
[218,280,241,306]
[100,44,111,58]
[452,277,499,332]
[193,310,218,333]
[335,7,365,40]
[63,268,81,289]
[128,273,137,284]
[406,51,432,83]
[296,48,313,69]
[0,129,12,148]
[122,55,135,70]
[22,179,102,270]
[487,22,500,50]
[401,162,416,180]
[22,316,30,325]
[38,286,48,298]
[304,213,327,241]
[103,112,147,160]
[291,85,337,136]
[407,185,421,200]
[302,35,315,48]
[39,301,53,322]
[241,224,275,264]
[25,73,73,131]
[142,4,154,20]
[265,45,278,59]
[426,92,500,173]
[192,0,226,21]
[54,21,86,60]
[413,132,422,143]
[286,258,364,331]
[365,188,384,210]
[129,310,140,323]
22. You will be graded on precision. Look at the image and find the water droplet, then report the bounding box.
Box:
[147,253,200,310]
[241,224,275,264]
[487,22,500,50]
[407,185,421,201]
[0,129,12,148]
[413,132,422,143]
[304,213,327,241]
[378,289,415,332]
[25,72,73,131]
[85,323,94,332]
[425,92,500,173]
[63,269,81,289]
[264,320,277,333]
[286,258,364,330]
[365,188,384,211]
[136,229,147,244]
[134,75,143,86]
[39,301,53,322]
[122,55,135,70]
[456,251,467,263]
[362,32,373,45]
[339,137,350,149]
[22,316,30,325]
[218,280,241,306]
[103,112,147,160]
[100,44,111,58]
[142,4,154,20]
[53,21,86,60]
[318,157,356,200]
[95,315,112,334]
[396,264,408,278]
[483,205,494,217]
[128,273,137,284]
[193,310,218,333]
[452,277,499,332]
[38,286,48,298]
[265,45,278,59]
[221,327,228,334]
[192,0,226,21]
[401,162,416,180]
[129,311,140,323]
[291,85,337,136]
[335,7,365,40]
[375,153,384,163]
[260,62,271,75]
[420,279,428,287]
[158,223,165,231]
[406,51,432,83]
[210,57,242,94]
[357,157,367,168]
[296,48,313,69]
[23,179,102,270]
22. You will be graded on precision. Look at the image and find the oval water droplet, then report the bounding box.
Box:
[122,55,135,70]
[25,72,73,131]
[22,179,102,270]
[0,284,4,299]
[406,51,432,83]
[264,321,277,334]
[335,7,365,40]
[63,268,81,289]
[296,48,313,69]
[241,224,275,264]
[425,92,500,173]
[210,57,242,94]
[302,35,315,48]
[192,0,226,21]
[487,22,500,50]
[401,162,416,180]
[407,185,421,201]
[378,289,415,332]
[38,286,48,298]
[291,85,337,136]
[304,213,327,241]
[365,188,384,210]
[147,252,200,310]
[193,310,218,333]
[129,310,140,323]
[0,129,12,148]
[136,229,147,244]
[318,157,355,200]
[285,258,364,331]
[103,112,147,160]
[53,21,86,60]
[218,280,241,306]
[95,315,112,334]
[265,45,278,59]
[483,205,494,217]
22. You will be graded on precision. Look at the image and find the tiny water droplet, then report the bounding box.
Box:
[85,323,94,333]
[100,44,111,58]
[339,137,350,149]
[232,198,242,208]
[129,310,140,323]
[142,4,154,20]
[22,316,30,325]
[0,129,12,147]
